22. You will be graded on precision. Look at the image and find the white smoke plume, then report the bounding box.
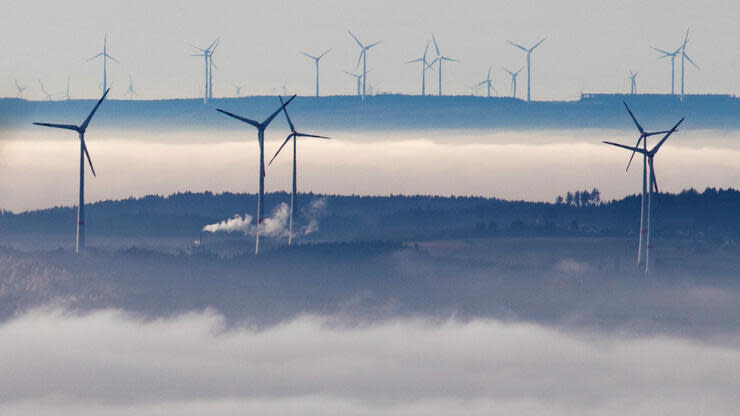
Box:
[203,198,328,239]
[202,204,289,237]
[0,308,739,416]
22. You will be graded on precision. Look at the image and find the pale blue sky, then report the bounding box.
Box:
[1,0,738,100]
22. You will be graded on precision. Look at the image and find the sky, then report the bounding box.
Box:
[1,0,739,101]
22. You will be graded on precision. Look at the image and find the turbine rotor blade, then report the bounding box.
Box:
[106,54,120,63]
[318,49,331,59]
[348,31,363,48]
[507,40,528,52]
[295,132,331,139]
[216,109,261,128]
[650,160,659,193]
[80,89,110,131]
[432,34,440,56]
[684,53,699,69]
[81,138,96,176]
[263,94,297,127]
[269,135,293,166]
[87,52,103,62]
[279,96,296,132]
[623,101,645,134]
[651,118,685,154]
[33,122,79,132]
[301,51,317,60]
[625,135,642,172]
[530,37,546,51]
[603,140,644,153]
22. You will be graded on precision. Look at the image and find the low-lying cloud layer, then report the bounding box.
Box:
[0,308,738,416]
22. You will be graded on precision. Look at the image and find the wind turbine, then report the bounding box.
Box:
[431,34,458,96]
[268,96,330,245]
[406,41,434,96]
[88,34,119,95]
[216,95,296,255]
[301,49,330,97]
[604,117,684,274]
[64,76,71,100]
[209,40,220,99]
[15,80,27,98]
[474,67,496,98]
[608,102,674,268]
[348,31,381,100]
[232,83,245,97]
[38,79,55,101]
[652,45,681,95]
[343,70,368,96]
[503,68,522,99]
[191,38,219,103]
[127,75,136,99]
[628,71,638,95]
[506,38,546,102]
[32,89,109,253]
[678,29,699,102]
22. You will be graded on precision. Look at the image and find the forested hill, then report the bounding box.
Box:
[1,93,738,131]
[1,188,738,249]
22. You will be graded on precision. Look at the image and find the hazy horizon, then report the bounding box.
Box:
[2,0,739,100]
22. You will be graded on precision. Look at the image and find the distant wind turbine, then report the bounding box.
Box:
[652,44,681,95]
[503,68,522,99]
[431,34,458,96]
[88,34,119,95]
[64,76,71,100]
[678,29,699,102]
[628,71,638,95]
[268,96,330,245]
[216,95,297,254]
[32,89,110,253]
[343,70,368,96]
[607,102,674,268]
[348,31,381,100]
[15,80,27,98]
[506,37,546,102]
[191,38,219,103]
[604,116,684,274]
[406,41,434,96]
[232,83,244,97]
[474,67,496,98]
[127,75,136,99]
[38,79,56,101]
[301,49,331,97]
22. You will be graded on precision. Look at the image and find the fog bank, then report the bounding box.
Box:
[0,309,738,415]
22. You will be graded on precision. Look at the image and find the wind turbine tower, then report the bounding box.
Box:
[349,31,382,100]
[503,68,522,99]
[506,38,546,102]
[269,97,331,245]
[301,49,331,97]
[32,90,109,253]
[88,35,119,95]
[406,41,434,96]
[216,95,296,254]
[474,67,495,98]
[629,71,638,95]
[431,34,459,96]
[604,116,684,274]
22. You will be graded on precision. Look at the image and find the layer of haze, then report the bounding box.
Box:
[1,128,739,212]
[1,0,739,100]
[0,308,738,416]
